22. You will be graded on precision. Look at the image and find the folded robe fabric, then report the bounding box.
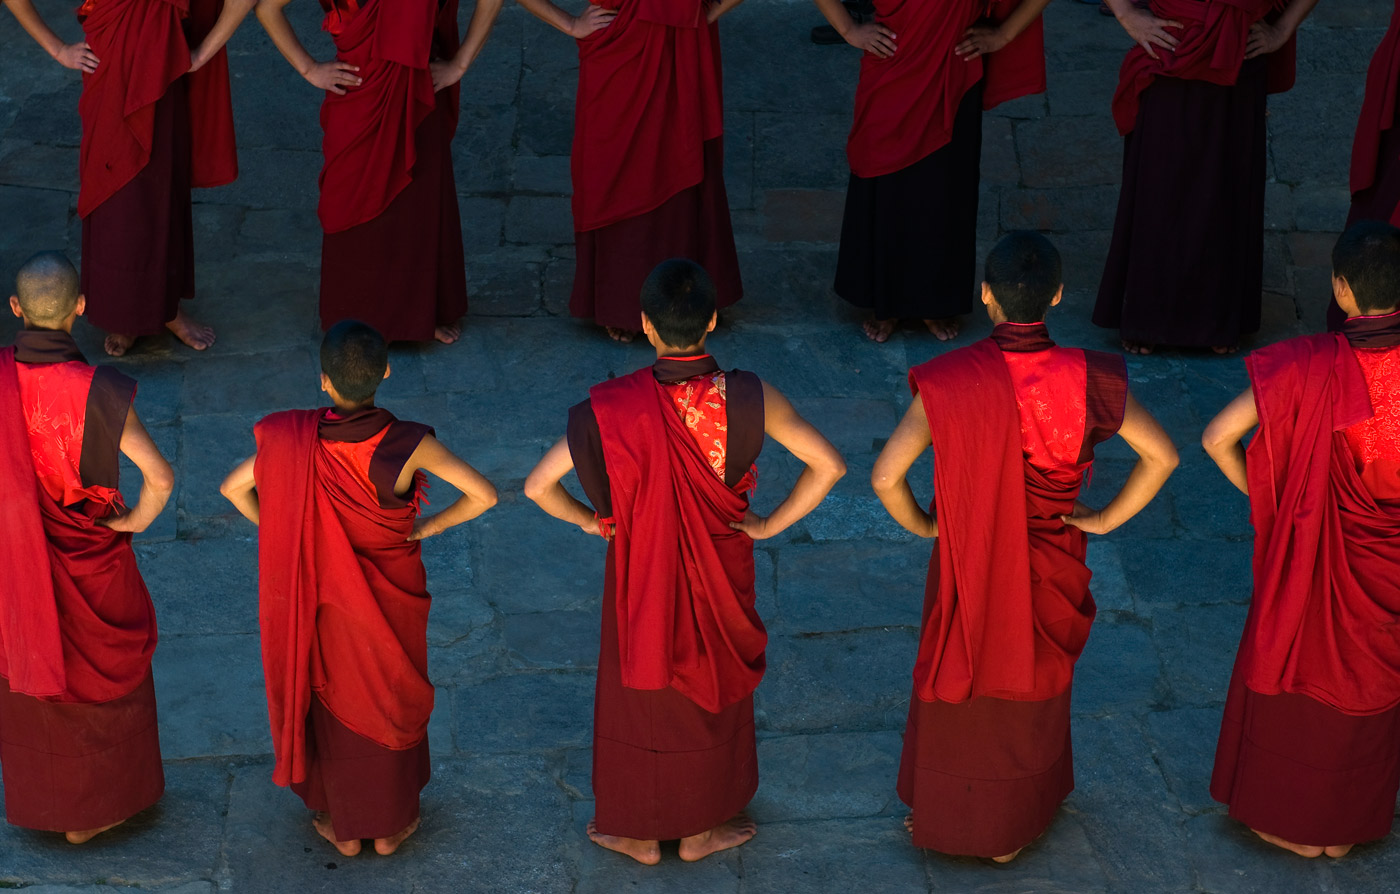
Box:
[1350,2,1400,203]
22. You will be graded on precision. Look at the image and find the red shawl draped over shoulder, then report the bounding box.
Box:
[847,0,1045,178]
[1111,0,1294,137]
[318,0,460,233]
[1238,333,1400,715]
[1350,2,1400,204]
[254,409,433,787]
[77,0,237,217]
[589,368,765,713]
[572,0,723,232]
[908,338,1104,703]
[0,345,155,704]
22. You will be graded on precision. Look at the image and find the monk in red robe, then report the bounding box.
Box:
[1,0,252,356]
[872,232,1178,860]
[0,252,174,843]
[515,0,745,342]
[1095,0,1317,354]
[220,320,498,856]
[524,259,846,864]
[1203,220,1400,859]
[256,0,502,345]
[813,0,1049,343]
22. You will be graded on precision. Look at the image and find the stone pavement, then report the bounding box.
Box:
[0,1,1394,891]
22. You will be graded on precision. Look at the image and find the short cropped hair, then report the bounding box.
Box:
[984,231,1063,324]
[14,251,80,324]
[640,259,717,347]
[1333,220,1400,314]
[320,320,388,405]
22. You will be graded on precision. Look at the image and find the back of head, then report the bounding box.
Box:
[984,231,1063,323]
[640,259,717,348]
[14,251,80,327]
[320,320,388,405]
[1333,220,1400,314]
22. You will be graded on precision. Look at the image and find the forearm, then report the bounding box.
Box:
[873,479,935,538]
[755,465,841,539]
[225,486,261,525]
[810,0,855,35]
[256,2,318,75]
[121,480,173,533]
[192,0,256,64]
[2,0,68,58]
[445,0,504,73]
[530,480,598,531]
[706,0,743,23]
[514,0,576,35]
[1275,0,1318,34]
[994,0,1050,43]
[416,492,494,537]
[1205,442,1249,495]
[1092,455,1176,532]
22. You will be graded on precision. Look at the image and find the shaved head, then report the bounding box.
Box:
[15,251,80,325]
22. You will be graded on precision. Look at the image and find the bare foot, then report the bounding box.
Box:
[65,820,123,844]
[678,813,757,862]
[312,812,362,857]
[373,816,419,856]
[1324,844,1353,858]
[103,334,135,357]
[166,308,215,351]
[586,819,660,865]
[991,847,1023,863]
[923,317,960,341]
[605,327,637,343]
[1252,828,1324,858]
[1211,344,1239,355]
[434,323,462,345]
[863,318,896,343]
[1121,339,1154,355]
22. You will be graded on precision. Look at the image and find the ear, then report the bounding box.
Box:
[1333,273,1360,317]
[9,295,21,320]
[980,282,994,306]
[383,362,391,381]
[74,294,86,317]
[705,311,717,334]
[319,372,333,395]
[1049,285,1064,307]
[640,312,657,339]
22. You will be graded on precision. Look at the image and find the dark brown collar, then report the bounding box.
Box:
[990,322,1055,353]
[1343,309,1400,349]
[653,353,720,383]
[319,406,396,442]
[12,329,86,365]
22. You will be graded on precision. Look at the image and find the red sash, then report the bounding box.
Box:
[1238,334,1400,715]
[1351,3,1400,204]
[590,368,765,712]
[317,0,460,233]
[1111,0,1294,136]
[254,410,433,787]
[847,0,1045,178]
[572,0,723,231]
[909,339,1096,703]
[77,0,237,218]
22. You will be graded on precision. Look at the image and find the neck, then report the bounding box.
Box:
[332,399,375,414]
[654,342,708,359]
[1350,306,1400,319]
[23,321,73,334]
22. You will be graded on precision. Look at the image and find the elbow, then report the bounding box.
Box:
[829,455,848,483]
[1162,444,1181,474]
[521,474,547,505]
[481,485,500,511]
[149,464,176,497]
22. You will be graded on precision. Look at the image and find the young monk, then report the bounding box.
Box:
[220,320,498,856]
[514,0,745,342]
[1204,220,1400,859]
[812,0,1050,343]
[1,0,254,356]
[871,232,1177,860]
[256,0,503,345]
[524,258,846,863]
[0,252,174,843]
[1095,0,1319,354]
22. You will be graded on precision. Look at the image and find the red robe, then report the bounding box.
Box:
[1111,0,1294,136]
[847,0,1045,178]
[1349,1,1400,229]
[253,407,434,793]
[0,330,162,832]
[898,323,1126,856]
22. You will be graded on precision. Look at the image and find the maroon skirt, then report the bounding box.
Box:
[897,686,1074,857]
[571,136,742,333]
[1095,56,1269,348]
[591,575,757,841]
[0,669,163,832]
[289,694,431,842]
[81,77,195,337]
[1211,673,1400,847]
[319,93,468,342]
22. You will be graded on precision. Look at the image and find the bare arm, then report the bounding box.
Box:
[403,434,498,540]
[809,0,895,58]
[955,0,1050,60]
[102,408,175,533]
[429,0,505,90]
[1,0,99,71]
[705,0,743,24]
[1063,391,1179,535]
[1103,0,1181,60]
[514,0,616,38]
[870,398,938,538]
[189,0,257,71]
[1201,387,1257,495]
[255,0,363,93]
[1245,0,1319,59]
[522,436,606,538]
[219,455,260,526]
[731,382,847,541]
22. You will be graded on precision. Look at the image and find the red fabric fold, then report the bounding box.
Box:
[1350,3,1400,199]
[572,0,723,231]
[77,0,237,218]
[1111,0,1293,137]
[847,0,1045,178]
[254,410,433,787]
[590,368,765,713]
[317,0,459,233]
[1238,334,1400,715]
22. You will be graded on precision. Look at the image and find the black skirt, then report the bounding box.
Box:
[1094,56,1269,348]
[834,80,984,321]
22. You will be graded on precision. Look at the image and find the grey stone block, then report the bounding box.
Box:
[739,817,927,893]
[752,731,902,822]
[452,672,594,753]
[756,629,916,733]
[774,542,922,634]
[1073,621,1164,716]
[153,634,268,759]
[137,535,259,636]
